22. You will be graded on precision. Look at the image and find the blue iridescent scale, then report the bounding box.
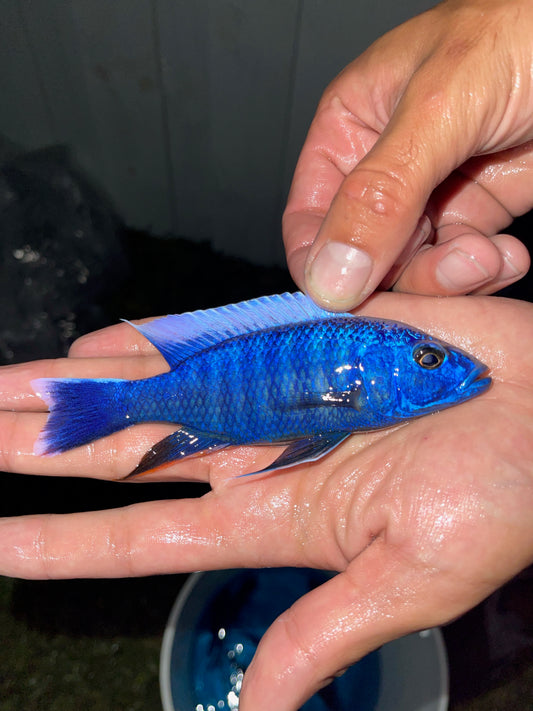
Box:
[32,293,490,477]
[128,319,370,438]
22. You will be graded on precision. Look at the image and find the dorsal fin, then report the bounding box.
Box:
[124,292,348,368]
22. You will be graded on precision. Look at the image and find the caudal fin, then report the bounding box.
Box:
[32,378,130,455]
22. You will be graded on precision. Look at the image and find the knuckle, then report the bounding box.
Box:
[103,510,136,575]
[93,428,139,481]
[339,167,411,223]
[35,515,54,579]
[105,432,129,481]
[278,605,323,674]
[0,414,19,473]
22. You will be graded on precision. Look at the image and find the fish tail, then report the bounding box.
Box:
[32,377,132,455]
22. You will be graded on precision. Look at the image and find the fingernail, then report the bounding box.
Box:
[436,249,490,291]
[306,241,373,309]
[499,253,522,280]
[413,214,432,246]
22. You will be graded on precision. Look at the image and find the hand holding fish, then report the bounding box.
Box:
[1,293,532,711]
[284,0,532,311]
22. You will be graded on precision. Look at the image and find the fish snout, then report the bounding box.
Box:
[460,360,491,398]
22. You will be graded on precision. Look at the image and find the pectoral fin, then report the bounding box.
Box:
[125,428,229,478]
[244,432,350,476]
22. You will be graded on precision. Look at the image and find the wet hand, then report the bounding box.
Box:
[0,293,532,711]
[284,0,532,311]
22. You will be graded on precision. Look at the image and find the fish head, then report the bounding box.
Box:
[376,334,492,419]
[349,319,492,424]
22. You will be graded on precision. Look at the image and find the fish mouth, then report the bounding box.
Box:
[460,363,492,398]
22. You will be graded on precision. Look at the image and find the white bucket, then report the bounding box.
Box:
[160,569,449,711]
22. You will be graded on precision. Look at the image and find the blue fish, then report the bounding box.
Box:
[33,292,491,478]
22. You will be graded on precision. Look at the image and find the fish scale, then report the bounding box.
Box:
[32,292,491,477]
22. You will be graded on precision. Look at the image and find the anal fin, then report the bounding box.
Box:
[243,432,350,477]
[125,428,228,479]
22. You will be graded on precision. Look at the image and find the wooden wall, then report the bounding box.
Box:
[0,0,434,264]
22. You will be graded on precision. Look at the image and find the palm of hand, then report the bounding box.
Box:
[238,296,533,708]
[0,293,532,711]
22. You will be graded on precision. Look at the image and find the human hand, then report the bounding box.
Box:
[0,293,532,711]
[284,0,532,311]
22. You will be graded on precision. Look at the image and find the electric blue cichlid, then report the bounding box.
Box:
[33,292,491,478]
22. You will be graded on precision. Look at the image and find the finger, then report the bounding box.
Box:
[300,76,484,311]
[282,10,430,297]
[389,151,532,295]
[0,476,301,579]
[0,410,170,478]
[378,214,434,290]
[423,146,533,252]
[394,230,502,295]
[239,541,486,711]
[283,103,380,294]
[426,165,514,238]
[0,355,167,411]
[295,13,529,311]
[460,142,533,220]
[0,407,280,481]
[474,234,531,294]
[69,318,160,358]
[392,231,530,296]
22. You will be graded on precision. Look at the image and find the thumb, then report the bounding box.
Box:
[238,540,482,711]
[292,0,533,310]
[303,87,474,311]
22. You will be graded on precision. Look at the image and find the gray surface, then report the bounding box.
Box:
[1,0,435,264]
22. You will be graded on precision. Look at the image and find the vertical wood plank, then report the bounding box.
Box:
[17,0,172,233]
[0,2,53,151]
[157,0,300,264]
[1,0,439,266]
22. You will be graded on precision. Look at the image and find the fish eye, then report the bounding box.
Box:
[413,344,446,370]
